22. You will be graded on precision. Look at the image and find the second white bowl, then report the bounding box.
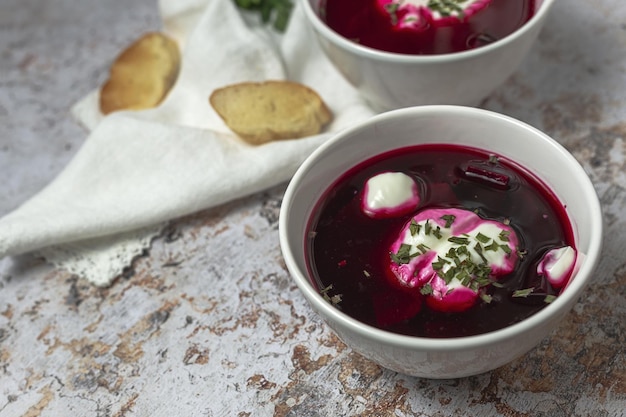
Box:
[301,0,556,111]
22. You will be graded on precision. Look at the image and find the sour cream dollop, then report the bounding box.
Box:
[537,246,577,289]
[361,172,420,218]
[388,207,519,312]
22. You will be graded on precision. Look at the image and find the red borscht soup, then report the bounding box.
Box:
[306,144,576,338]
[322,0,538,54]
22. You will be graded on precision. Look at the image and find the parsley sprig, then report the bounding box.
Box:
[233,0,293,32]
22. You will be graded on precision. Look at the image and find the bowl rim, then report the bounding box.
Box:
[279,105,603,352]
[299,0,557,63]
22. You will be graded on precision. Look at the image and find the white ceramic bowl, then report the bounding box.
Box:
[301,0,556,111]
[279,105,603,379]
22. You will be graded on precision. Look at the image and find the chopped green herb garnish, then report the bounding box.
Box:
[485,240,501,252]
[384,2,400,25]
[432,256,449,271]
[420,283,434,296]
[459,272,471,287]
[475,232,491,244]
[320,284,333,293]
[456,245,469,257]
[320,284,342,306]
[443,267,456,284]
[479,291,493,304]
[427,0,465,17]
[390,243,417,265]
[500,244,512,255]
[498,230,511,242]
[433,226,442,239]
[434,255,493,289]
[409,219,421,236]
[512,288,534,298]
[441,214,456,228]
[424,220,432,236]
[330,294,342,305]
[448,236,470,245]
[544,294,557,304]
[473,243,488,264]
[416,243,430,255]
[384,2,399,13]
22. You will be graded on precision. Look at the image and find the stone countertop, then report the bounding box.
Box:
[1,0,625,416]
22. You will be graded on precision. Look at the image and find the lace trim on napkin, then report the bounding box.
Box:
[38,223,165,287]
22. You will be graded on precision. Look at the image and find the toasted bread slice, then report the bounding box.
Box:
[99,32,181,115]
[209,81,333,145]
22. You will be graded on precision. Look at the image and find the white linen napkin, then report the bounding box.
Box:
[0,0,375,286]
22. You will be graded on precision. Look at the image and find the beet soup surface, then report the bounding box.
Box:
[322,0,537,55]
[306,144,576,338]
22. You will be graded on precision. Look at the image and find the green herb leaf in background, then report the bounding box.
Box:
[234,0,294,32]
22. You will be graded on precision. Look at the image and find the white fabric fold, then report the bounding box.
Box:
[0,0,375,285]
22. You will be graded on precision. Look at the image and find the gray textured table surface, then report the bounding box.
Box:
[1,0,625,416]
